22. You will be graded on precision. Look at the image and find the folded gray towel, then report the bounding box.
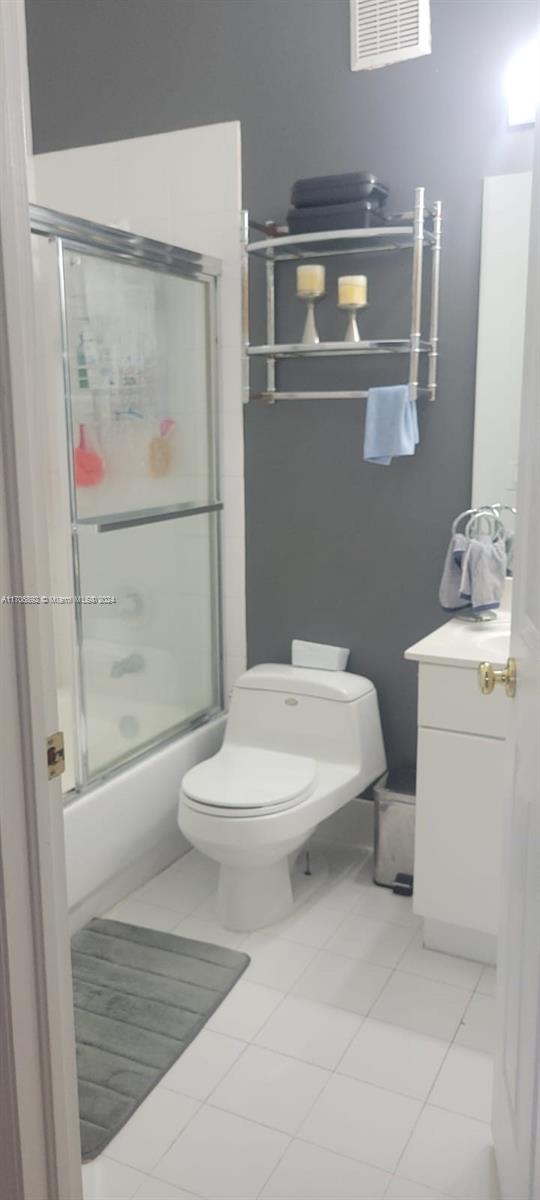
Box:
[459,536,507,612]
[439,533,470,611]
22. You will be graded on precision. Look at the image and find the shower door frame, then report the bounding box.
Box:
[30,205,225,792]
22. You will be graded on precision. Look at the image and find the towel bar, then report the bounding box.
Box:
[251,387,435,403]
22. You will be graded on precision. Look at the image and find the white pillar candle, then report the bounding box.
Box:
[296,263,326,297]
[338,275,368,307]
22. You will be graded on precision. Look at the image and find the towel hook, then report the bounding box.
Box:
[465,509,505,541]
[452,506,505,542]
[451,508,478,536]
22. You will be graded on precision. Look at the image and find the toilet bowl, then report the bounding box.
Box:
[178,664,386,931]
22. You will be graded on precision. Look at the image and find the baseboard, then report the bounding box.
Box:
[423,917,497,966]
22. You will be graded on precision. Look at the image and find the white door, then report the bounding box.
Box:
[492,143,540,1198]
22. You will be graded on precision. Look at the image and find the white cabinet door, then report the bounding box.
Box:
[414,727,506,934]
[418,663,510,739]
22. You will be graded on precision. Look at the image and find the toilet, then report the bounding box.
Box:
[178,664,386,931]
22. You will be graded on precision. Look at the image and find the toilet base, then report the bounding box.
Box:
[218,858,293,931]
[217,850,329,932]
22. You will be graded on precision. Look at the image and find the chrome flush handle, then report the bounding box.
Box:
[478,658,517,699]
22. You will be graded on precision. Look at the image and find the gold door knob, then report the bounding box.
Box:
[478,658,517,698]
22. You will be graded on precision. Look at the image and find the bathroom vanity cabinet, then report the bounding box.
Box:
[406,616,512,965]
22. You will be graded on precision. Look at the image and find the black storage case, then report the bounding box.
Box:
[287,199,388,234]
[291,171,389,210]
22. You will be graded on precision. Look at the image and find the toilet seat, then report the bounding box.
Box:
[182,746,317,817]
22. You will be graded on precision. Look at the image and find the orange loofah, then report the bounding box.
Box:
[148,435,172,478]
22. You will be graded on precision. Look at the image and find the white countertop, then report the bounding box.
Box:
[405,610,512,669]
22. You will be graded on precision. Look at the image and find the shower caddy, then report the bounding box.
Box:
[244,186,442,404]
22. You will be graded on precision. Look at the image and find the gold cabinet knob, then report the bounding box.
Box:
[478,658,517,698]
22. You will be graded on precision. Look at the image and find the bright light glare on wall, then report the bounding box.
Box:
[505,37,539,127]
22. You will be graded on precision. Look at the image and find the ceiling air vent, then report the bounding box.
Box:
[350,0,431,71]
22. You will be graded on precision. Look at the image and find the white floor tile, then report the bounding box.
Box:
[172,914,247,950]
[398,1105,500,1200]
[399,937,483,990]
[255,994,361,1069]
[103,899,183,934]
[456,993,497,1054]
[209,1044,329,1134]
[325,913,415,968]
[87,845,500,1200]
[299,1073,422,1172]
[429,1045,494,1123]
[207,979,284,1040]
[106,1088,199,1173]
[322,845,372,885]
[352,884,421,928]
[82,1156,147,1200]
[174,850,219,885]
[320,849,374,885]
[316,873,370,913]
[476,965,497,997]
[338,1018,449,1101]
[241,932,317,990]
[190,891,219,921]
[292,949,390,1014]
[260,1139,390,1199]
[154,1105,289,1199]
[160,1030,246,1100]
[272,900,347,947]
[134,1176,200,1199]
[386,1177,452,1199]
[371,971,471,1041]
[134,854,217,915]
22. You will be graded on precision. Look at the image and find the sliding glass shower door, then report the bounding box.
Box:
[34,211,223,787]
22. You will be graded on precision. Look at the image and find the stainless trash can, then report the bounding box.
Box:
[374,767,416,890]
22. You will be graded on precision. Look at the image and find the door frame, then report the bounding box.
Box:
[2,2,539,1199]
[0,2,82,1197]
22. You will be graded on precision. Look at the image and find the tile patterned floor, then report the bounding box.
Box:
[82,846,500,1200]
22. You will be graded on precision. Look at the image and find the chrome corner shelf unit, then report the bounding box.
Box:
[245,187,442,404]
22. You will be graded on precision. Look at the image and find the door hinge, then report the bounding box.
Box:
[47,731,65,780]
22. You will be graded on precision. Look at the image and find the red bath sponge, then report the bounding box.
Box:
[74,424,104,487]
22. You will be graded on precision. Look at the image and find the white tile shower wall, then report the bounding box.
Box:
[31,121,247,704]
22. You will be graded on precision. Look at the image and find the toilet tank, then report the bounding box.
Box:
[226,664,386,777]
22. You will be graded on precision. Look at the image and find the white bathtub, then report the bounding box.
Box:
[64,713,225,931]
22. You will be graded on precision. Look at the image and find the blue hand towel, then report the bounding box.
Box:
[363,385,419,466]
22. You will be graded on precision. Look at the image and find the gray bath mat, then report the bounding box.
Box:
[71,917,250,1161]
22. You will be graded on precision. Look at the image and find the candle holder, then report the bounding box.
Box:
[301,295,324,345]
[337,275,368,343]
[297,265,325,345]
[339,301,368,344]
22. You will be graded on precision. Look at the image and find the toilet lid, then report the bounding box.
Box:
[182,746,317,814]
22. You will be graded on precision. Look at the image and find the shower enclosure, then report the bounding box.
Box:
[31,207,223,793]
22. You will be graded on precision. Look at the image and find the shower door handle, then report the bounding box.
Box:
[77,500,223,534]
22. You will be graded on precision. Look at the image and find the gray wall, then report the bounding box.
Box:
[26,0,536,765]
